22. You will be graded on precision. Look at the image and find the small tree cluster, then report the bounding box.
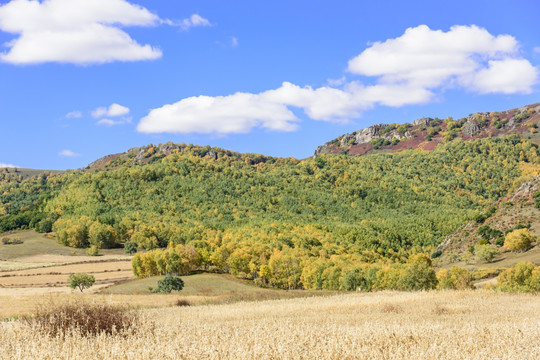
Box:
[132,243,200,278]
[504,229,533,252]
[437,267,474,290]
[496,262,540,292]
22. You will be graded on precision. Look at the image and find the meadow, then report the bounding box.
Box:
[1,291,539,359]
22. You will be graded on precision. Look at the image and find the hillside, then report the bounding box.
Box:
[436,174,540,268]
[314,103,540,156]
[1,134,538,289]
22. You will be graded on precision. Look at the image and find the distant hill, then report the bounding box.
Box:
[314,103,540,157]
[83,143,270,172]
[0,167,64,185]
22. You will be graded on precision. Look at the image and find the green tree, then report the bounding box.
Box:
[124,241,138,255]
[68,273,95,292]
[154,274,184,293]
[475,244,498,263]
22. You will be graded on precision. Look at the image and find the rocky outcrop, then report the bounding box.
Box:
[412,117,433,127]
[353,124,389,144]
[462,117,481,136]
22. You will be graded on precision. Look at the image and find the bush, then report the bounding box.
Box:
[124,241,138,255]
[496,262,538,292]
[504,229,533,252]
[430,250,442,259]
[69,273,95,292]
[175,299,191,307]
[154,275,184,293]
[437,266,474,290]
[1,237,23,245]
[30,301,141,337]
[475,244,498,263]
[86,245,100,256]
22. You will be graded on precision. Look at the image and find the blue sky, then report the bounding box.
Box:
[0,0,539,170]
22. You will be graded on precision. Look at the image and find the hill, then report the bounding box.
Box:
[314,103,540,156]
[436,174,540,269]
[0,167,63,185]
[1,134,538,289]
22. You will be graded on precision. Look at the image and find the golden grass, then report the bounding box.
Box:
[1,291,539,359]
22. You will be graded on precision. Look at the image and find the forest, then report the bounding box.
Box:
[0,135,538,289]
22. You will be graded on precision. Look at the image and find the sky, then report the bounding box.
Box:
[0,0,539,170]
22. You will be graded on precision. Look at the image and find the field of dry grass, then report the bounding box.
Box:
[1,290,539,359]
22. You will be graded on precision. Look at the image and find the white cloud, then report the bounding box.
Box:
[179,14,211,31]
[348,25,537,93]
[138,91,299,134]
[65,110,83,119]
[466,59,539,94]
[231,37,239,48]
[97,117,132,126]
[59,149,80,157]
[137,25,538,135]
[534,47,540,54]
[0,163,19,168]
[0,0,163,64]
[137,81,431,135]
[92,103,130,118]
[327,76,346,86]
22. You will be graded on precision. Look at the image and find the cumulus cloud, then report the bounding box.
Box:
[0,163,19,168]
[0,0,163,64]
[137,81,431,134]
[138,25,538,135]
[65,110,83,119]
[138,91,299,134]
[348,25,537,93]
[178,14,211,31]
[97,117,132,126]
[59,149,80,157]
[92,103,130,118]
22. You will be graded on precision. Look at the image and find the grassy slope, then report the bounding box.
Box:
[0,230,85,260]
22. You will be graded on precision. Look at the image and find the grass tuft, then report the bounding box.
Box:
[29,300,141,337]
[175,299,191,307]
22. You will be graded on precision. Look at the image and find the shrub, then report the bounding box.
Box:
[69,273,95,292]
[86,245,100,256]
[154,275,184,293]
[430,250,442,259]
[437,266,474,290]
[496,262,537,292]
[504,229,533,252]
[1,237,23,245]
[124,241,138,255]
[475,244,498,263]
[30,301,140,337]
[175,299,191,307]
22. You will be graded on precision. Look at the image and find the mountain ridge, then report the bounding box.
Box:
[314,102,540,157]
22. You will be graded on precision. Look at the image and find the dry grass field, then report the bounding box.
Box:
[1,291,539,359]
